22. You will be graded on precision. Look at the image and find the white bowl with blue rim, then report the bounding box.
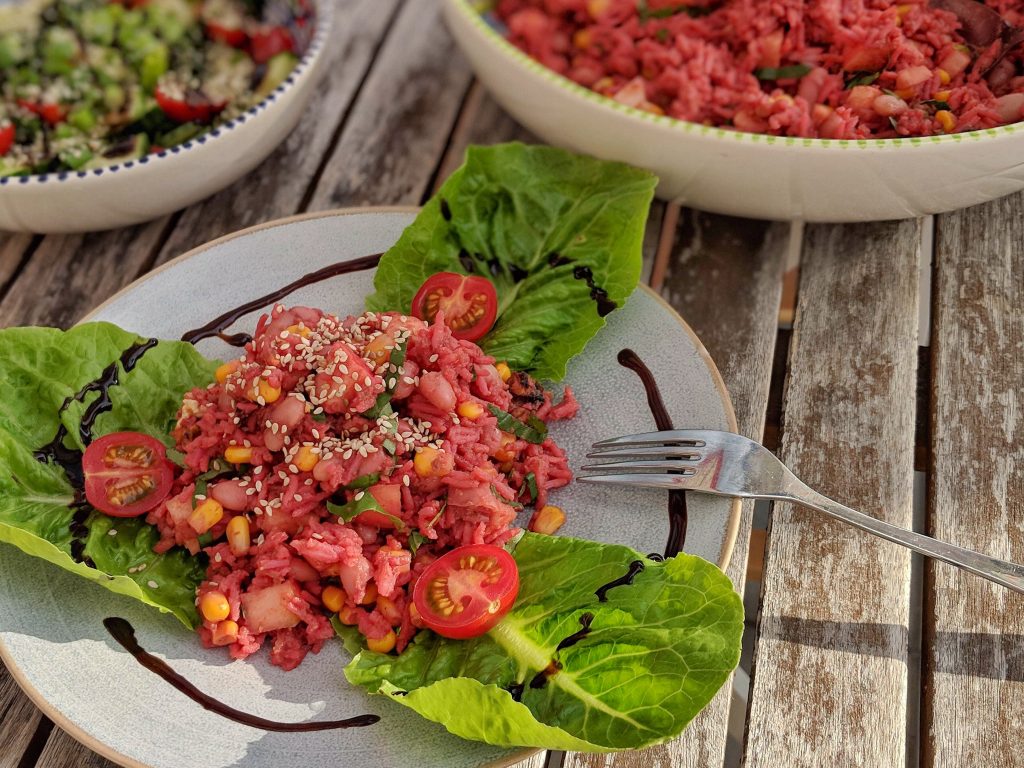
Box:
[0,0,332,234]
[442,0,1024,222]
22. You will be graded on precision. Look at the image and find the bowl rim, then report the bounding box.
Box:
[449,0,1024,150]
[0,0,333,189]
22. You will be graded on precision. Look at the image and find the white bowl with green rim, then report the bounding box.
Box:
[442,0,1024,222]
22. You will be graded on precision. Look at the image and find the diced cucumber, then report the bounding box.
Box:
[0,31,29,69]
[255,52,298,99]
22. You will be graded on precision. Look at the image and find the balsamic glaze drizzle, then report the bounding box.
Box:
[528,661,562,690]
[595,560,646,602]
[103,618,380,732]
[439,198,452,221]
[505,682,526,702]
[617,349,688,557]
[179,253,383,345]
[555,613,594,652]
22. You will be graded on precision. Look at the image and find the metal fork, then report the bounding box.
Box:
[581,429,1024,594]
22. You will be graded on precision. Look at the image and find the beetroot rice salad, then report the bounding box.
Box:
[496,0,1024,138]
[149,305,577,670]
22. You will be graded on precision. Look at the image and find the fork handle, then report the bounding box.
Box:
[787,486,1024,594]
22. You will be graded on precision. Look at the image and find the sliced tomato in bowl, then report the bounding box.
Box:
[411,272,498,342]
[82,431,174,517]
[412,544,519,639]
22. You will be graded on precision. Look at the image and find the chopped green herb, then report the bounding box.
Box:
[922,99,951,111]
[521,472,539,504]
[753,64,812,80]
[427,502,446,530]
[638,0,714,20]
[345,473,381,490]
[312,412,327,423]
[193,459,231,499]
[655,27,670,43]
[196,532,214,547]
[166,448,186,467]
[363,345,407,419]
[382,438,397,455]
[407,530,426,555]
[327,492,404,529]
[486,405,548,444]
[844,71,880,89]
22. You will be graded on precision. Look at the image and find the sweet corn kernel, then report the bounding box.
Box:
[367,630,397,654]
[457,401,485,420]
[495,362,512,382]
[494,431,517,463]
[294,445,319,472]
[937,69,951,85]
[376,594,403,625]
[212,619,238,646]
[188,498,224,535]
[408,602,424,628]
[894,88,915,100]
[226,515,251,556]
[936,109,956,132]
[224,445,253,464]
[337,605,361,625]
[359,583,378,606]
[258,379,281,404]
[572,28,592,49]
[200,591,231,623]
[215,361,238,384]
[322,585,346,613]
[414,446,441,477]
[364,334,394,365]
[530,505,566,535]
[934,89,951,102]
[285,323,312,338]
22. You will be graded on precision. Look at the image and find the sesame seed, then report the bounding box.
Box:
[147,580,159,589]
[107,529,117,536]
[403,475,410,487]
[354,491,365,500]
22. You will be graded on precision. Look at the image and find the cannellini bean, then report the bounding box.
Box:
[419,371,457,412]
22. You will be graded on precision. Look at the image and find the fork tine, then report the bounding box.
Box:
[577,473,695,490]
[590,429,708,450]
[584,446,702,460]
[580,460,697,474]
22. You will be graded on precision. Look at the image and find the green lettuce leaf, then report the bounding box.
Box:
[0,323,218,626]
[343,533,742,751]
[366,143,657,380]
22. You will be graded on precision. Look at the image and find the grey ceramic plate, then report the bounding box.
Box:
[0,209,739,768]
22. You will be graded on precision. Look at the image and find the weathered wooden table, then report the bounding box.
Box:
[1,1,1022,766]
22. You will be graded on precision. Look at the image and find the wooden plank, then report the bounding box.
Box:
[924,192,1024,766]
[305,0,474,210]
[744,220,920,767]
[563,210,789,768]
[154,0,402,265]
[33,729,118,768]
[0,219,170,329]
[0,663,44,768]
[0,234,35,298]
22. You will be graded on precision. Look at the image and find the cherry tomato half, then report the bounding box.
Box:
[154,86,226,124]
[204,21,248,47]
[412,544,519,639]
[83,432,174,518]
[249,25,294,63]
[411,272,498,342]
[17,99,66,126]
[0,122,14,156]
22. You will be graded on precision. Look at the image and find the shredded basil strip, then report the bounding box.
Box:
[844,71,880,89]
[753,64,812,80]
[345,473,381,490]
[408,530,426,555]
[487,405,547,444]
[638,0,714,20]
[522,472,539,503]
[363,343,407,419]
[193,459,232,499]
[327,493,404,529]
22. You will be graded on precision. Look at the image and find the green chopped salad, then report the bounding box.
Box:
[0,0,311,176]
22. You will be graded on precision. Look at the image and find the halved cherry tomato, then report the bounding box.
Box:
[205,21,248,48]
[249,25,293,63]
[411,272,498,342]
[412,544,519,639]
[154,85,226,124]
[83,432,174,518]
[0,122,14,156]
[17,99,66,126]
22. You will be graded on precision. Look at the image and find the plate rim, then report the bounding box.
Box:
[3,206,741,768]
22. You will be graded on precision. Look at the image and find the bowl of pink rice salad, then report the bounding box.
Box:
[442,0,1024,221]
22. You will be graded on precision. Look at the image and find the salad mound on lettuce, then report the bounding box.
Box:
[0,143,743,753]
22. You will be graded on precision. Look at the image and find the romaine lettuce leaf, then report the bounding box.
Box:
[366,143,657,381]
[343,533,742,751]
[0,323,217,626]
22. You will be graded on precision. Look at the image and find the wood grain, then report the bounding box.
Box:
[153,0,402,265]
[744,219,921,767]
[305,0,474,210]
[563,210,789,768]
[0,218,171,329]
[924,192,1024,767]
[33,729,118,768]
[0,234,35,299]
[0,663,44,768]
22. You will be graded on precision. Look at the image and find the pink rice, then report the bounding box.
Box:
[496,0,1024,138]
[149,305,577,670]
